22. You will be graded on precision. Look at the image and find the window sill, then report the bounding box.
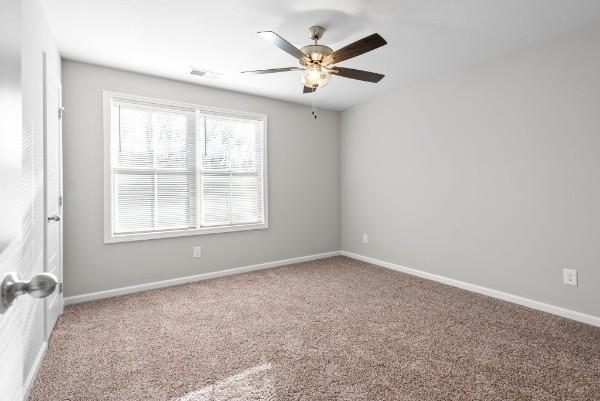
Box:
[104,222,268,244]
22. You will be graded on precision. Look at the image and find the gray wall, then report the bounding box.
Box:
[62,61,340,297]
[341,23,600,317]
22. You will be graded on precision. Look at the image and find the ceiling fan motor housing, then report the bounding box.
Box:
[300,45,333,64]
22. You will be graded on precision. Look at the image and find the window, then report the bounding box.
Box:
[103,92,267,242]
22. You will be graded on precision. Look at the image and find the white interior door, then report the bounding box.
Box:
[0,1,27,399]
[44,53,64,336]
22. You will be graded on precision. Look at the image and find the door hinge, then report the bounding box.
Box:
[58,283,63,294]
[58,195,63,207]
[58,106,64,120]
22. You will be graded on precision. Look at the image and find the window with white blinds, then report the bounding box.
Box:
[104,92,267,242]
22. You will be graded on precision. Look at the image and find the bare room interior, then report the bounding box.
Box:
[1,1,599,400]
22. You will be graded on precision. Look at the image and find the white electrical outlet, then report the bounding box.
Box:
[362,233,369,244]
[563,268,578,286]
[193,246,202,258]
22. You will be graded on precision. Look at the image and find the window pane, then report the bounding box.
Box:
[156,173,194,229]
[231,175,259,224]
[201,174,231,226]
[118,107,153,168]
[154,112,194,169]
[116,105,194,170]
[114,172,154,233]
[229,120,257,172]
[202,117,229,171]
[201,116,260,172]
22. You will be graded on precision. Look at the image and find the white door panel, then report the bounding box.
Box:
[1,1,28,399]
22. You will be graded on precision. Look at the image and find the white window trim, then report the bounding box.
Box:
[103,91,268,243]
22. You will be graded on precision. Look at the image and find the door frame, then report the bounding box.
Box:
[43,51,64,339]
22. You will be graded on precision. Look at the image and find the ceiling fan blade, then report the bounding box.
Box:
[258,31,307,61]
[303,85,316,94]
[325,33,387,64]
[331,67,385,83]
[241,67,304,74]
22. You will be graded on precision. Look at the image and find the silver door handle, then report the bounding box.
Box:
[0,272,59,314]
[48,215,61,222]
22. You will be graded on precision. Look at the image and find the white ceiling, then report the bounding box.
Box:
[42,0,600,110]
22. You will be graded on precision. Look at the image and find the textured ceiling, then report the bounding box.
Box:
[42,0,600,110]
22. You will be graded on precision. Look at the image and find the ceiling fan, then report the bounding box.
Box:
[242,26,387,93]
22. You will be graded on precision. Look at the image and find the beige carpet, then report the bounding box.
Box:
[29,256,600,401]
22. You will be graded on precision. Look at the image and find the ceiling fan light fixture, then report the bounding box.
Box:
[301,64,329,88]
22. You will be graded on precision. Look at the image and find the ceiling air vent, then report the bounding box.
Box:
[190,68,221,79]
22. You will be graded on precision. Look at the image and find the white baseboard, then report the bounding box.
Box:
[64,251,340,305]
[64,249,599,327]
[22,341,47,401]
[341,251,600,328]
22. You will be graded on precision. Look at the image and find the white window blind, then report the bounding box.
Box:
[105,93,267,242]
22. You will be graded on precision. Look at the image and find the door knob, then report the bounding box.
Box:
[48,215,61,222]
[0,272,59,314]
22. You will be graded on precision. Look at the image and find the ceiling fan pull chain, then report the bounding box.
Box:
[315,88,318,119]
[312,86,317,120]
